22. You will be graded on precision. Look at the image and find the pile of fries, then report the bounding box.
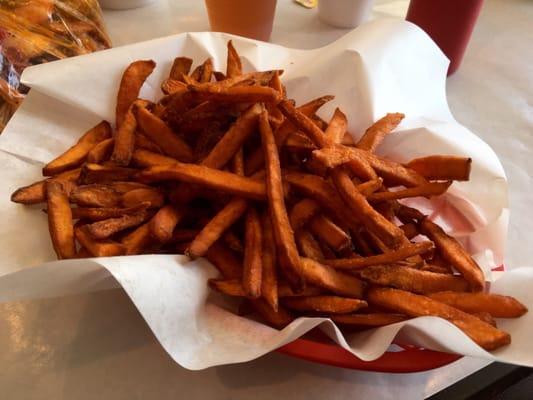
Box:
[11,41,526,351]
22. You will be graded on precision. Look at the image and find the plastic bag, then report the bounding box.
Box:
[0,0,111,132]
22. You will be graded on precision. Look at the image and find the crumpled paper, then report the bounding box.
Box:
[0,19,531,370]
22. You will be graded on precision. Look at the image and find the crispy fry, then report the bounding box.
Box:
[312,145,427,187]
[420,218,485,291]
[201,103,261,168]
[324,241,433,269]
[332,169,404,247]
[325,108,348,144]
[360,265,469,294]
[261,212,278,310]
[70,184,121,207]
[332,313,407,327]
[309,214,351,251]
[136,106,194,162]
[11,168,80,205]
[75,225,125,257]
[112,101,145,165]
[87,138,114,164]
[205,241,243,279]
[131,148,177,167]
[135,132,163,153]
[356,113,404,152]
[368,287,511,350]
[251,299,293,329]
[161,78,188,95]
[121,187,164,208]
[296,230,324,261]
[169,57,193,80]
[474,312,497,327]
[107,181,151,193]
[368,181,452,202]
[72,203,149,221]
[138,164,266,200]
[187,84,282,104]
[355,178,383,196]
[79,163,137,184]
[400,223,419,240]
[86,211,148,240]
[43,121,111,175]
[209,279,245,296]
[406,155,472,181]
[188,198,248,257]
[278,284,324,298]
[231,148,245,175]
[149,205,183,243]
[120,222,152,255]
[260,110,304,290]
[116,60,156,128]
[300,257,364,298]
[289,198,321,230]
[283,296,367,314]
[284,131,316,152]
[242,209,262,298]
[190,58,213,83]
[226,40,242,78]
[46,181,76,259]
[428,292,527,318]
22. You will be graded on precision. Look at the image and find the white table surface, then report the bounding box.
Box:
[1,0,531,398]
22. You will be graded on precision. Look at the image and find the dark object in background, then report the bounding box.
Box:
[406,0,484,75]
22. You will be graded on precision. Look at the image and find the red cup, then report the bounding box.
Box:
[406,0,484,75]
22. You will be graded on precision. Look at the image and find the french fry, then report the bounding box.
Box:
[223,231,244,253]
[243,208,262,298]
[399,223,419,240]
[308,214,351,251]
[283,296,367,314]
[278,284,324,298]
[332,313,407,327]
[296,230,325,261]
[131,148,177,167]
[190,58,213,83]
[206,241,243,279]
[42,121,111,175]
[161,78,188,95]
[312,145,428,187]
[201,103,261,168]
[231,148,245,175]
[112,101,145,165]
[70,184,121,207]
[138,164,266,200]
[11,168,80,205]
[187,84,282,104]
[75,225,126,257]
[87,138,114,164]
[251,299,293,329]
[107,181,151,193]
[86,211,149,240]
[420,218,485,291]
[324,241,433,269]
[406,155,472,181]
[149,204,183,243]
[289,198,321,231]
[368,181,452,202]
[284,131,316,153]
[226,40,242,78]
[116,60,155,128]
[261,212,279,310]
[169,229,200,244]
[360,265,470,294]
[187,198,248,257]
[121,187,164,208]
[79,163,137,184]
[72,203,149,221]
[120,222,152,255]
[135,133,163,153]
[356,113,404,152]
[325,108,348,144]
[331,169,404,248]
[46,181,76,259]
[209,278,245,296]
[474,312,497,327]
[428,292,527,318]
[136,106,194,162]
[300,257,365,298]
[367,287,511,351]
[169,57,193,80]
[260,110,304,290]
[355,178,383,196]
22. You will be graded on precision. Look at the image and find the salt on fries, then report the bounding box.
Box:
[11,40,526,351]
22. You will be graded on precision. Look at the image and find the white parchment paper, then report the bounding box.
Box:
[0,19,530,370]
